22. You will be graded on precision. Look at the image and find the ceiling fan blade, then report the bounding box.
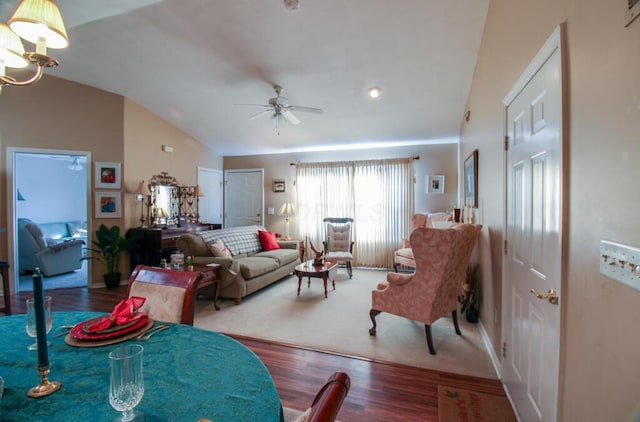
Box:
[281,110,301,125]
[235,103,271,108]
[249,109,274,120]
[289,105,323,114]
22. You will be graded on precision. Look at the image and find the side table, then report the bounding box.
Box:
[190,263,221,310]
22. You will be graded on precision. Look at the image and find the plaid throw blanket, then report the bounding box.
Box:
[199,225,264,256]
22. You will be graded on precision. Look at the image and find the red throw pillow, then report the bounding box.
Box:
[258,230,280,251]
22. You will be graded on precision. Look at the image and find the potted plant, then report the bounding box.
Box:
[458,263,481,323]
[83,224,129,288]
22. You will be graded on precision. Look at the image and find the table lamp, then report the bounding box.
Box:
[277,202,296,240]
[134,181,151,227]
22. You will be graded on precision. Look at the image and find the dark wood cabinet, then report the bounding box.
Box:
[127,223,221,269]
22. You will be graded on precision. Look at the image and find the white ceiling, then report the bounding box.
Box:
[2,0,489,156]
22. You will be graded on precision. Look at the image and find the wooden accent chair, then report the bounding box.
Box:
[322,217,354,278]
[288,372,351,422]
[127,265,202,325]
[393,212,452,272]
[370,224,482,355]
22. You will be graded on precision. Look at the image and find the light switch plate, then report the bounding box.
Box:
[599,240,640,292]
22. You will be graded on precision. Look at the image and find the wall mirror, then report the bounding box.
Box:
[463,149,478,208]
[149,172,180,227]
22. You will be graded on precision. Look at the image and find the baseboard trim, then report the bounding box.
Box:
[477,319,502,379]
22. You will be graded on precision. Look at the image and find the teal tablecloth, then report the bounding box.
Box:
[0,312,284,421]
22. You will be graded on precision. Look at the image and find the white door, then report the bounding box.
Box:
[197,167,223,225]
[503,26,564,422]
[224,169,264,228]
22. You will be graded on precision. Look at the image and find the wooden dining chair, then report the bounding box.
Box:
[287,372,350,422]
[127,265,202,325]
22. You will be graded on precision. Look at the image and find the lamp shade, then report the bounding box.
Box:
[194,185,204,197]
[8,0,68,49]
[134,180,151,196]
[157,208,169,218]
[0,24,28,68]
[277,202,296,216]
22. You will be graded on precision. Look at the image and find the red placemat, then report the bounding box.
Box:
[69,315,149,341]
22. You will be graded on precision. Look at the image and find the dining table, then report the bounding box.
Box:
[0,311,284,421]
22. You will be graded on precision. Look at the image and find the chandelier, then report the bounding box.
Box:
[0,0,68,92]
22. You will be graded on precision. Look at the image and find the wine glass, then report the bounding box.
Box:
[25,296,52,350]
[109,344,144,422]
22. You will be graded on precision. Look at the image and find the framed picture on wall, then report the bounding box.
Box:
[464,149,478,208]
[95,162,121,189]
[426,175,445,194]
[273,179,285,193]
[95,191,122,218]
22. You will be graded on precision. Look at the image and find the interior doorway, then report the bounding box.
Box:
[224,169,264,228]
[8,148,92,293]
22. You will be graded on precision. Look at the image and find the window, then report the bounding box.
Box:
[296,158,414,268]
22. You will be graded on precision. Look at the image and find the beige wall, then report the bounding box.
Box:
[123,99,223,230]
[0,76,124,289]
[0,77,222,289]
[463,0,640,419]
[224,143,458,239]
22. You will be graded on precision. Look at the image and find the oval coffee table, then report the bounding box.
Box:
[294,260,338,298]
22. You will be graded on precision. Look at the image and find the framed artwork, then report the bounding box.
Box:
[95,162,121,189]
[464,149,478,208]
[273,179,285,193]
[426,175,445,194]
[95,191,122,218]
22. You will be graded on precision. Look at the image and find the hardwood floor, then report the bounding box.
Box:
[8,286,511,421]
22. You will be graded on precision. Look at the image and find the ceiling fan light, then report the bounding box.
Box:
[9,0,68,50]
[369,87,380,99]
[0,24,28,68]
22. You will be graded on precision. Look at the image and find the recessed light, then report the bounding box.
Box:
[369,87,380,99]
[284,0,300,10]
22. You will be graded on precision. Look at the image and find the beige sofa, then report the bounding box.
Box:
[176,225,300,304]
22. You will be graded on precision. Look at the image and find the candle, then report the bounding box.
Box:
[32,268,49,368]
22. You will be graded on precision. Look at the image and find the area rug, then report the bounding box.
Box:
[194,268,497,379]
[438,385,516,422]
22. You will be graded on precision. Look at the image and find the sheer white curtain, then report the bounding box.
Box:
[295,158,414,269]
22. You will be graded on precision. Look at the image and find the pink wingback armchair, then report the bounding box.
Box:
[393,212,452,272]
[370,223,482,355]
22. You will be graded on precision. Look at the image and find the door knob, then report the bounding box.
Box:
[530,288,558,305]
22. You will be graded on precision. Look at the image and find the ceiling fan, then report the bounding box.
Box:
[238,84,323,130]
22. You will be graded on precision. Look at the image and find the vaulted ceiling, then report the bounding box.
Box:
[2,0,489,156]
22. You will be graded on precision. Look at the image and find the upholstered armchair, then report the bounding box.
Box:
[322,217,354,278]
[393,212,452,272]
[370,223,482,355]
[17,218,84,277]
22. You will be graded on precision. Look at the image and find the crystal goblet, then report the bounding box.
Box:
[109,344,144,422]
[25,296,52,350]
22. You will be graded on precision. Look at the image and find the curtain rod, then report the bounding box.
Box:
[289,156,419,166]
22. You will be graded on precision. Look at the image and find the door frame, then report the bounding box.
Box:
[197,166,223,225]
[501,24,567,420]
[7,147,92,293]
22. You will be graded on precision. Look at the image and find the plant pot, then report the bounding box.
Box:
[103,272,121,288]
[465,308,479,323]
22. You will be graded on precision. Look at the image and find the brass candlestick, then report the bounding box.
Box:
[28,364,61,398]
